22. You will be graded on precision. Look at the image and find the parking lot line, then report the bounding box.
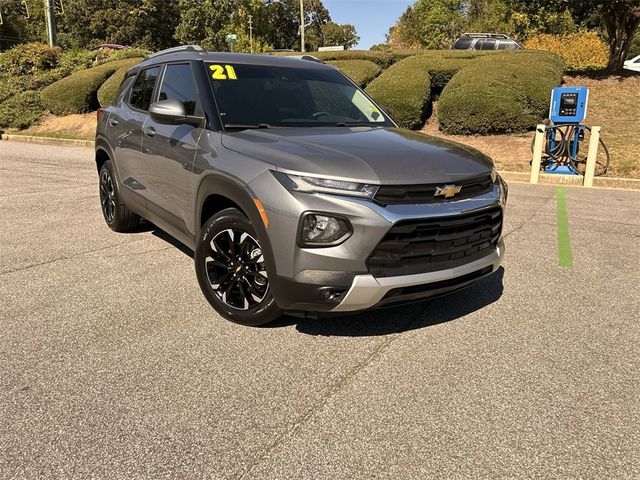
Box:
[556,187,573,268]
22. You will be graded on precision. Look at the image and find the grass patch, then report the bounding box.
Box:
[10,130,93,141]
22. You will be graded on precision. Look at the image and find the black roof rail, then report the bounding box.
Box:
[144,45,204,60]
[460,33,510,39]
[289,55,325,64]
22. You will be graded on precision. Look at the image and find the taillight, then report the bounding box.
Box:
[97,108,105,121]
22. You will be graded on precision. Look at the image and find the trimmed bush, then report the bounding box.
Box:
[438,51,565,135]
[96,47,151,65]
[59,49,98,75]
[98,60,142,107]
[0,76,24,104]
[0,43,62,76]
[525,32,608,71]
[365,55,432,129]
[0,91,45,129]
[278,50,413,68]
[42,58,141,115]
[327,60,381,87]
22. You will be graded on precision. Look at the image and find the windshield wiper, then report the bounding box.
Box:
[336,122,377,127]
[224,123,271,130]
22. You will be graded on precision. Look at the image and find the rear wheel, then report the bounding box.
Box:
[195,208,282,326]
[98,160,140,232]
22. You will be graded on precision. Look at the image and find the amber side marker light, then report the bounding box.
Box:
[254,198,269,228]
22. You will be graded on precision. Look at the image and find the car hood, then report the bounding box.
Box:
[221,127,494,184]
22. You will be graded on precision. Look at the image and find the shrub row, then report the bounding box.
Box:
[98,62,140,107]
[0,91,45,129]
[278,50,414,68]
[0,43,62,76]
[42,58,141,115]
[525,32,608,71]
[365,55,433,129]
[438,51,565,135]
[327,60,381,87]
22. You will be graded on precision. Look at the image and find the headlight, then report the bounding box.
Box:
[274,172,378,199]
[299,213,352,247]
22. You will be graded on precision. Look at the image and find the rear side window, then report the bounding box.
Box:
[453,37,473,49]
[497,40,519,50]
[158,63,201,115]
[129,66,160,111]
[476,39,496,50]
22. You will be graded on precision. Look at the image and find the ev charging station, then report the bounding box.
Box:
[549,86,589,125]
[530,86,609,186]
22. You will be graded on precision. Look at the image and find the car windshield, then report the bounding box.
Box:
[208,62,393,129]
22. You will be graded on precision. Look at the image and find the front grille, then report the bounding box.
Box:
[367,206,502,277]
[374,174,493,205]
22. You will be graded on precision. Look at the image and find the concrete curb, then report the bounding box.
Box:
[1,133,95,148]
[499,171,640,191]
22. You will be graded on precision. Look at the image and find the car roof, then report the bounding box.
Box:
[132,47,331,72]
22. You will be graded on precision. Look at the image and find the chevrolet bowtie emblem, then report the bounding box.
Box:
[434,184,463,198]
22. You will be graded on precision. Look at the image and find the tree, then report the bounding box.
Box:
[388,0,464,49]
[321,22,358,49]
[598,0,640,71]
[174,0,238,51]
[508,0,640,71]
[57,0,180,49]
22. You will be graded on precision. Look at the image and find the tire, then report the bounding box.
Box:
[99,160,140,232]
[195,208,282,326]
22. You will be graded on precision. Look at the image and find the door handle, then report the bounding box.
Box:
[143,126,156,138]
[109,119,119,127]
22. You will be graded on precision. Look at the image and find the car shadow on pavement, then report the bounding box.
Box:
[150,227,195,258]
[146,224,504,337]
[271,267,505,337]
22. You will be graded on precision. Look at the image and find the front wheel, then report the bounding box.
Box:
[194,208,282,326]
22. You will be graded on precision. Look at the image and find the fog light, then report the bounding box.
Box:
[299,213,351,247]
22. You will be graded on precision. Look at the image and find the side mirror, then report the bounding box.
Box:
[149,99,203,126]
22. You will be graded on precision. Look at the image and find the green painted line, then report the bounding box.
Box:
[556,187,573,268]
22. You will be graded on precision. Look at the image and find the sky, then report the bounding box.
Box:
[323,0,415,50]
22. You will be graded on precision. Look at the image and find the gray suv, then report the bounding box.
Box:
[96,45,507,326]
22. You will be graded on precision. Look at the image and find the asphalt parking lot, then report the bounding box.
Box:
[1,141,639,479]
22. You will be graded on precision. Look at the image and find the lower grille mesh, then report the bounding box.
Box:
[367,207,502,277]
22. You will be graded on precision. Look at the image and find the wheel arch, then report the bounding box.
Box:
[195,174,277,279]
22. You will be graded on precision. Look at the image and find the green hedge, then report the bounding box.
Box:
[0,91,45,129]
[277,50,414,68]
[438,51,565,135]
[327,60,381,87]
[42,58,141,115]
[98,60,142,107]
[365,55,433,129]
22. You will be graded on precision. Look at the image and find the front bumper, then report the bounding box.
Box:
[249,171,507,313]
[332,239,504,312]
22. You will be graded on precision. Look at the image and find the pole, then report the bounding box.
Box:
[44,0,57,46]
[530,124,545,184]
[248,15,253,54]
[299,0,305,52]
[583,126,601,188]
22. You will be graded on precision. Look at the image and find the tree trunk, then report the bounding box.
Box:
[602,2,640,72]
